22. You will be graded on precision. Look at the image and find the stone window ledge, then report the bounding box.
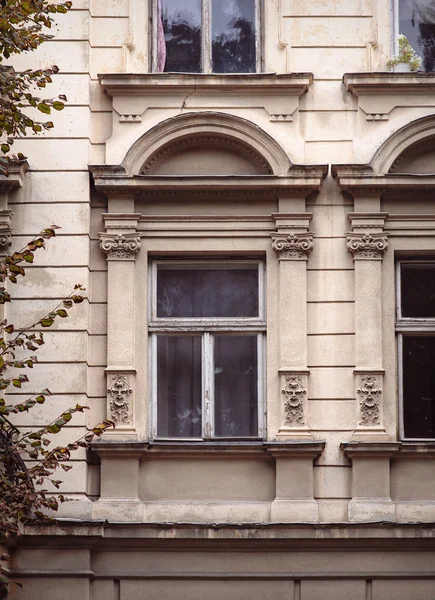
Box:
[342,441,435,458]
[98,72,313,97]
[343,72,435,96]
[92,440,325,459]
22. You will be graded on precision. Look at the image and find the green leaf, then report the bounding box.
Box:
[37,102,51,114]
[47,424,60,434]
[52,101,65,111]
[56,309,68,318]
[40,318,54,327]
[1,144,10,154]
[12,379,21,388]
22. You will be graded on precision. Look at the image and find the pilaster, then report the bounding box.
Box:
[99,204,141,440]
[347,206,389,441]
[267,442,325,522]
[342,442,400,522]
[272,207,314,440]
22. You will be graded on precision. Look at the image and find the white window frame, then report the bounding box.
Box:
[151,0,262,74]
[396,259,435,441]
[149,259,266,441]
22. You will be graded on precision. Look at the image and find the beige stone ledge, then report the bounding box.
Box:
[344,72,435,96]
[18,522,435,547]
[342,442,435,458]
[98,73,313,96]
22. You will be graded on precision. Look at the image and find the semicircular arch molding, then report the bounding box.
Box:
[122,112,292,177]
[370,115,435,175]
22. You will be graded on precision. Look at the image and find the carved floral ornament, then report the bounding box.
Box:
[357,375,382,426]
[272,232,314,260]
[282,376,306,426]
[108,375,132,425]
[99,233,141,260]
[347,232,388,260]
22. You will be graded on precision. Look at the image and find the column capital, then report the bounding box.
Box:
[99,232,141,261]
[271,232,314,260]
[347,231,388,260]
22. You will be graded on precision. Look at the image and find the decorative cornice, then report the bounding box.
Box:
[272,232,314,260]
[99,233,141,260]
[0,160,28,194]
[347,232,388,260]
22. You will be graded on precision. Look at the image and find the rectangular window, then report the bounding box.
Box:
[150,261,265,440]
[397,261,435,439]
[153,0,260,73]
[396,0,435,71]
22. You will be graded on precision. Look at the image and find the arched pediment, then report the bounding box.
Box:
[122,112,292,177]
[388,136,435,175]
[140,135,272,176]
[370,115,435,175]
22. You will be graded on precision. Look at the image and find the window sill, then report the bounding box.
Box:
[342,441,435,458]
[344,72,435,95]
[92,439,326,459]
[98,72,313,96]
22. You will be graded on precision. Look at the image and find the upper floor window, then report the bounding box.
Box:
[397,261,435,439]
[397,0,435,71]
[149,260,265,440]
[153,0,260,73]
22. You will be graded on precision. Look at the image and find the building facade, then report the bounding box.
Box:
[4,0,435,598]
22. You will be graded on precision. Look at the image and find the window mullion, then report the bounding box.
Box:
[203,332,213,439]
[202,0,212,72]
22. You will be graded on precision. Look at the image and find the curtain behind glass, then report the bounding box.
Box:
[157,335,202,437]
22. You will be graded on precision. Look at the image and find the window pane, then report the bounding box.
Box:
[212,0,256,73]
[399,0,435,72]
[160,0,201,72]
[214,335,258,437]
[403,336,435,438]
[157,265,259,318]
[157,336,202,437]
[401,263,435,317]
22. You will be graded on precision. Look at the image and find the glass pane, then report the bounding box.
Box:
[214,335,258,437]
[401,263,435,317]
[159,0,201,72]
[212,0,256,73]
[403,336,435,438]
[399,0,435,72]
[157,265,259,318]
[157,336,202,437]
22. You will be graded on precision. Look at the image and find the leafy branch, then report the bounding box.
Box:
[0,227,114,594]
[0,0,72,175]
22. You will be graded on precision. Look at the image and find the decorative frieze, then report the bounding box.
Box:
[347,232,388,260]
[272,232,314,260]
[108,374,132,425]
[282,375,306,425]
[99,233,141,260]
[357,375,382,426]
